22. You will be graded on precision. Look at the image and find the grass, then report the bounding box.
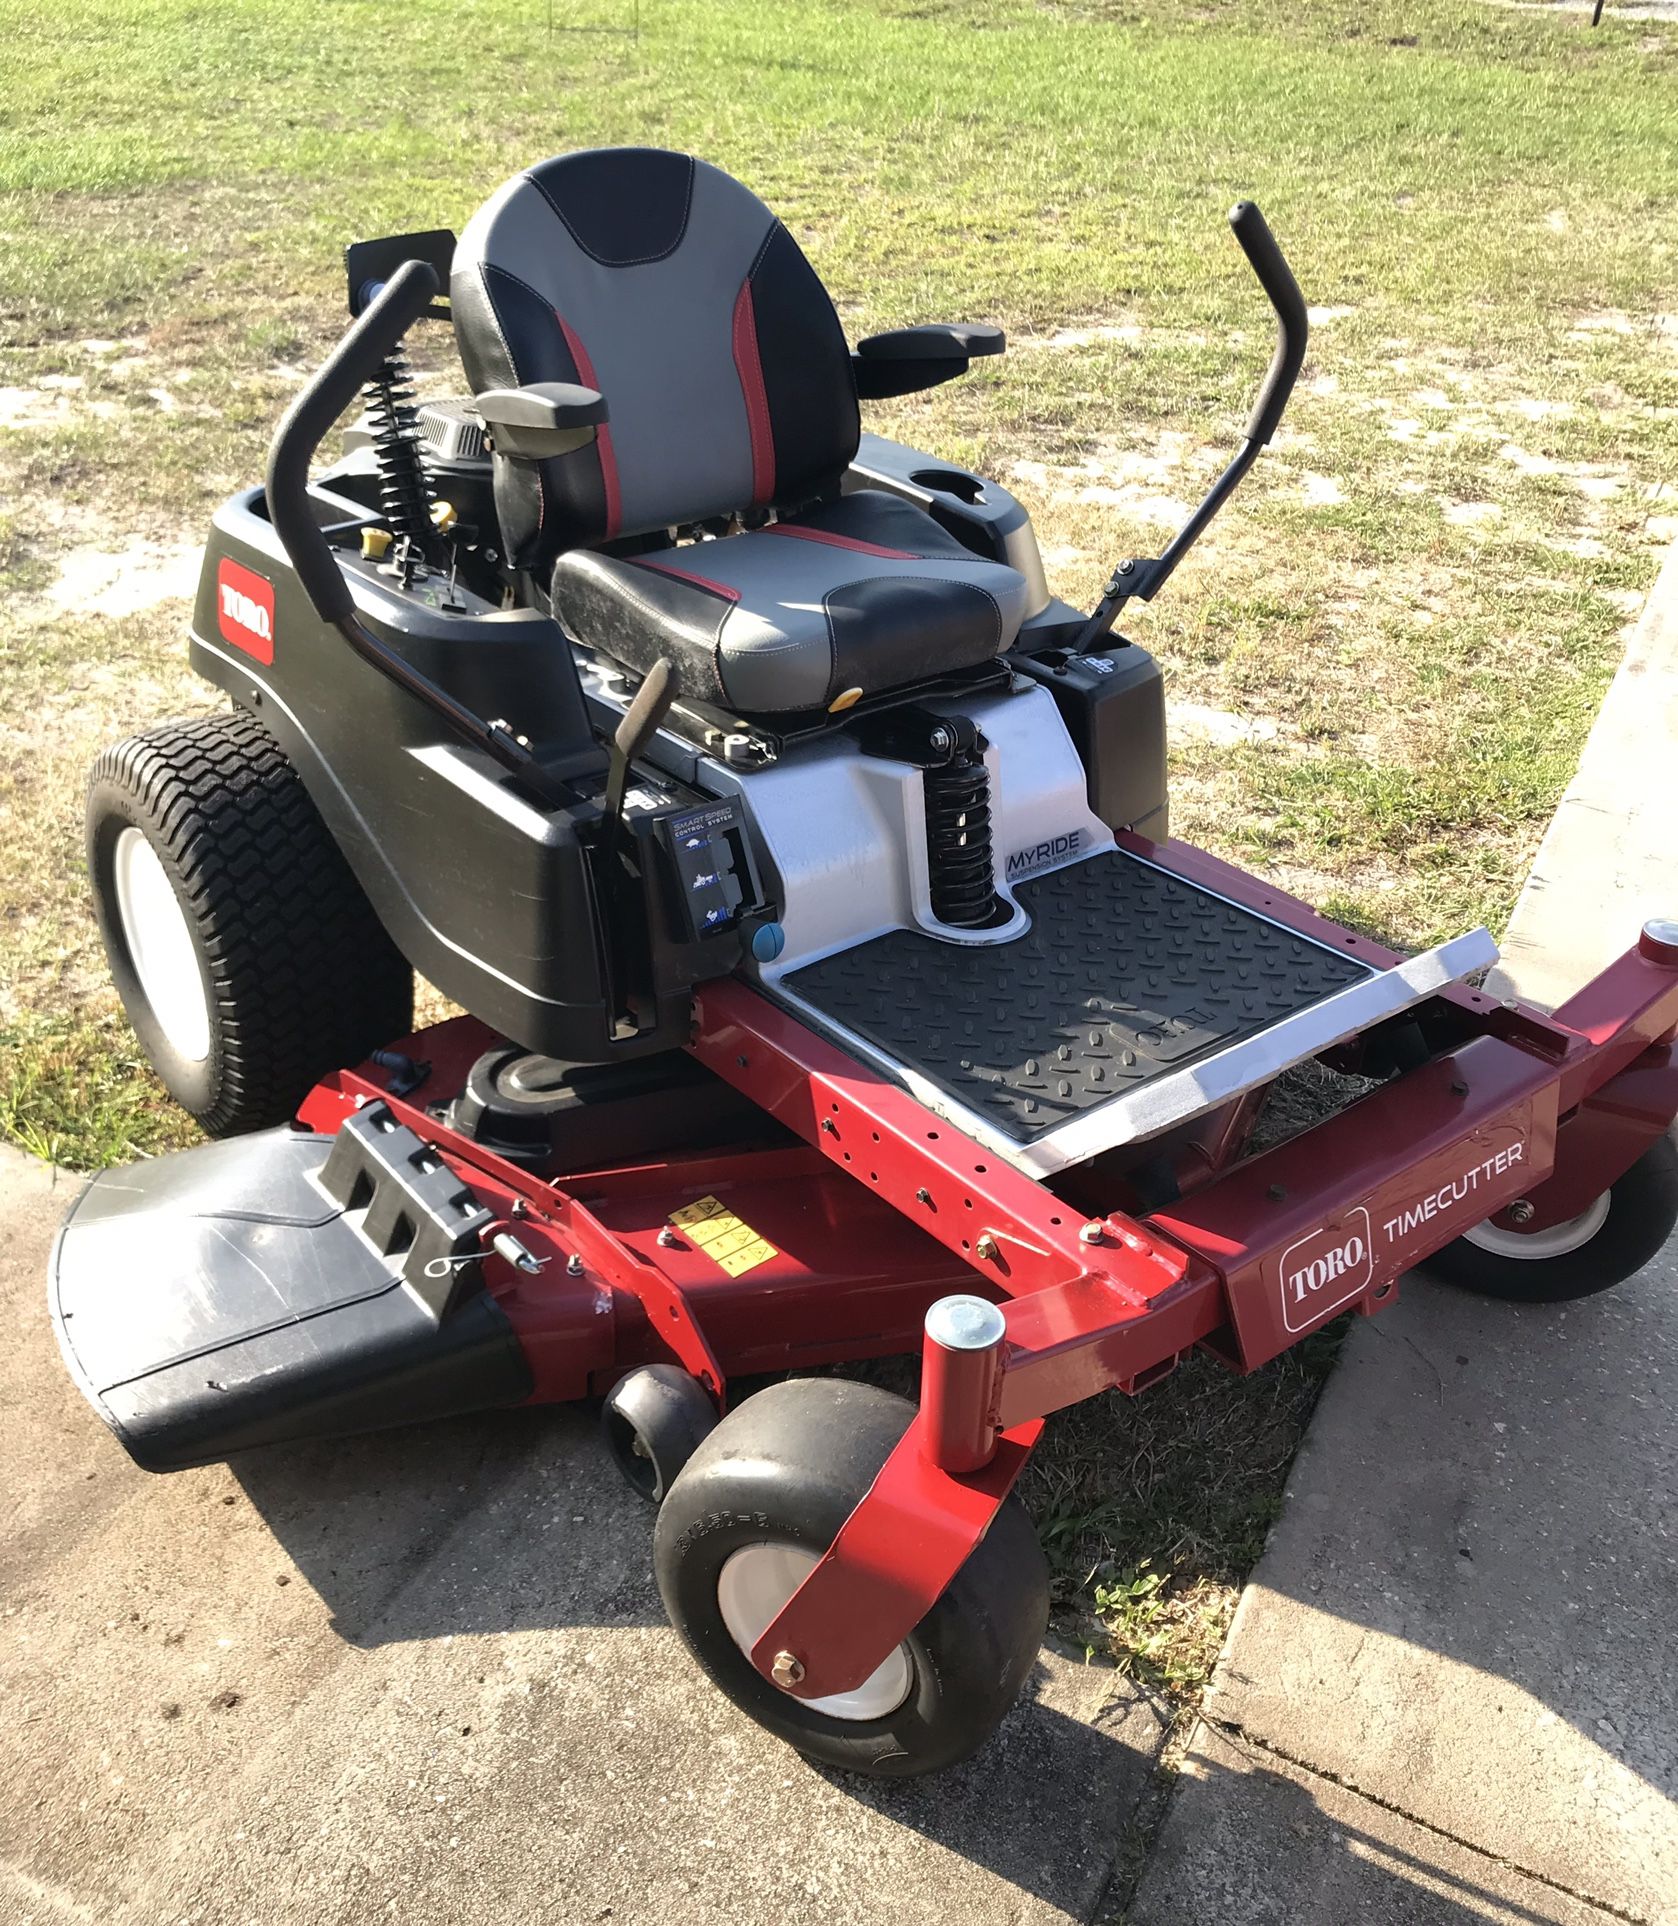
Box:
[2,0,1676,1714]
[1024,1322,1349,1694]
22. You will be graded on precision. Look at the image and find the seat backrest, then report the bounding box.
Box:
[452,148,861,573]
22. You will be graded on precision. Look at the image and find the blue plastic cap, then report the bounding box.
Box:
[749,921,787,963]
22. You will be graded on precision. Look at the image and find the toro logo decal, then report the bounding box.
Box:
[216,558,274,664]
[1274,1136,1530,1335]
[1278,1209,1372,1334]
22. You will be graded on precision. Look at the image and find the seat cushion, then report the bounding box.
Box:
[548,491,1029,714]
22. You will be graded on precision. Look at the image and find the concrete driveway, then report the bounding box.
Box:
[0,1147,1161,1926]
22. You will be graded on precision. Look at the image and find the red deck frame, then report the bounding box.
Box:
[302,841,1678,1708]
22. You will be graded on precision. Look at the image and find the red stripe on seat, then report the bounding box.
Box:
[555,311,622,539]
[760,523,918,559]
[732,280,776,506]
[629,557,742,602]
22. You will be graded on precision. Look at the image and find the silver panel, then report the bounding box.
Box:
[669,680,1116,972]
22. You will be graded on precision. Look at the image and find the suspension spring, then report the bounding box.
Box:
[363,347,434,555]
[925,751,999,928]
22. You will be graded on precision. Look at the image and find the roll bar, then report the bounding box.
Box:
[264,259,564,805]
[1074,201,1309,649]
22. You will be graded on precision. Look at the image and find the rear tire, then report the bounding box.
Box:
[1423,1134,1678,1303]
[87,710,413,1137]
[653,1378,1048,1778]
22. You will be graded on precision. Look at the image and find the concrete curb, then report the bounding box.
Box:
[1131,537,1678,1924]
[1488,535,1678,1009]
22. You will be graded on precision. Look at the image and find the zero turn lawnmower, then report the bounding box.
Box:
[52,149,1678,1777]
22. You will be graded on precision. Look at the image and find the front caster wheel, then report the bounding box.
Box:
[1423,1134,1678,1303]
[652,1377,1048,1778]
[600,1364,717,1504]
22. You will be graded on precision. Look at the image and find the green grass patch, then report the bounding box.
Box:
[1024,1321,1348,1698]
[0,1013,194,1168]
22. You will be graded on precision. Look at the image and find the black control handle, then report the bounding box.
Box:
[1072,201,1311,647]
[1228,201,1308,448]
[265,259,440,625]
[606,658,676,829]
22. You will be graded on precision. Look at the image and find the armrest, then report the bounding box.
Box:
[476,382,608,460]
[851,324,1006,401]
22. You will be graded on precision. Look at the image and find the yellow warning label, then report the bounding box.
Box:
[667,1195,779,1278]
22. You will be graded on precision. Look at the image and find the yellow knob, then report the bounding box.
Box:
[361,526,393,559]
[430,499,458,532]
[828,685,864,714]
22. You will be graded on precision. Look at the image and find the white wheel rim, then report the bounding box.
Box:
[717,1542,914,1722]
[112,826,212,1063]
[1463,1191,1610,1261]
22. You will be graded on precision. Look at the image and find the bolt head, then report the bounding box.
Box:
[1507,1199,1536,1225]
[657,1226,682,1249]
[925,1294,1007,1351]
[974,1233,1001,1262]
[1640,917,1678,966]
[1079,1220,1105,1245]
[770,1651,805,1690]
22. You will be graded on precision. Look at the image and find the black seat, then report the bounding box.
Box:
[451,148,1027,713]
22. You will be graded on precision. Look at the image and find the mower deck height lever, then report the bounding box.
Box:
[1074,200,1309,650]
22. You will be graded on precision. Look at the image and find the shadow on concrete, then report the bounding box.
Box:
[232,1415,1163,1918]
[1176,1257,1678,1920]
[819,1659,1155,1909]
[225,1256,1676,1918]
[1131,1725,1597,1926]
[232,1400,664,1644]
[1285,1264,1676,1794]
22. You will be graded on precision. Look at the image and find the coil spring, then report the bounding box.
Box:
[925,752,999,928]
[363,348,434,551]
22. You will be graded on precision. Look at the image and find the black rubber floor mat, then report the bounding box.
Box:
[779,851,1370,1143]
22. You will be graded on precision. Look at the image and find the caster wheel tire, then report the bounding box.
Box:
[653,1377,1048,1778]
[601,1364,718,1504]
[87,711,413,1138]
[1424,1134,1678,1303]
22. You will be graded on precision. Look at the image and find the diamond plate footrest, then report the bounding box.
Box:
[774,849,1498,1174]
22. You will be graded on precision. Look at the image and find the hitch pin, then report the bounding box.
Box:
[490,1230,547,1275]
[421,1232,548,1280]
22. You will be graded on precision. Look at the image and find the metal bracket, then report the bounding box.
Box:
[316,1101,495,1318]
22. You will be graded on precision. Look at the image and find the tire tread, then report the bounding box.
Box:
[88,710,412,1136]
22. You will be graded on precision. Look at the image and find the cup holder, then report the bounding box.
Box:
[910,467,986,506]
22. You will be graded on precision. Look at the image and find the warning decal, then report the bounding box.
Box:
[667,1195,778,1278]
